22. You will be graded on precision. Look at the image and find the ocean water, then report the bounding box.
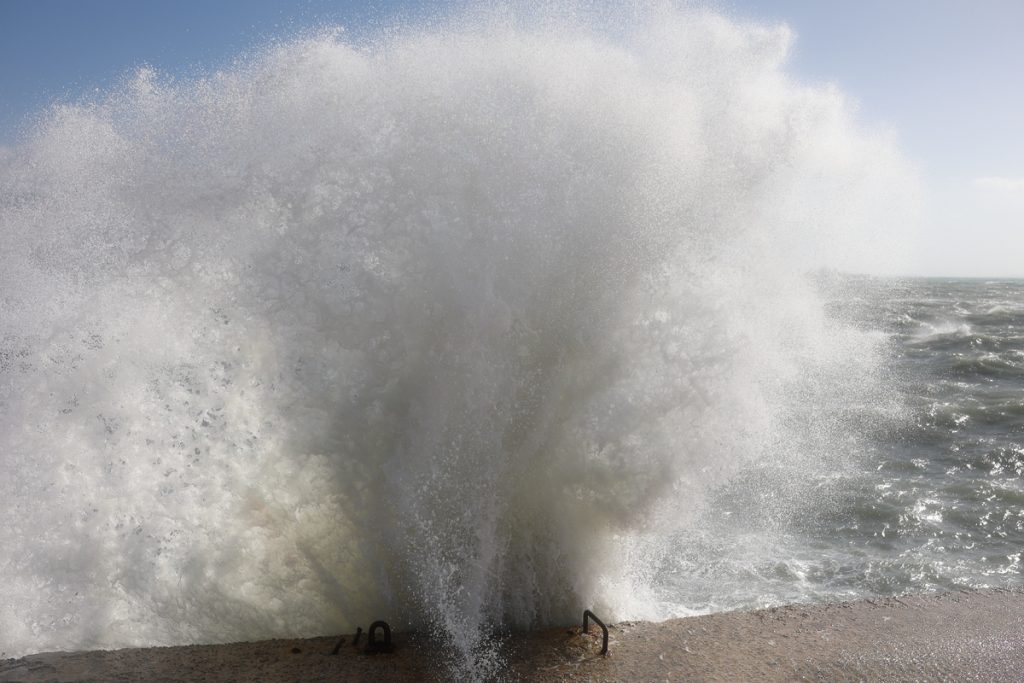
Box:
[656,276,1024,612]
[1,5,1018,678]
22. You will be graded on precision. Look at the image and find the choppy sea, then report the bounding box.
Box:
[662,277,1024,612]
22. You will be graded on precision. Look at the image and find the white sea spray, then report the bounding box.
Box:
[0,5,916,676]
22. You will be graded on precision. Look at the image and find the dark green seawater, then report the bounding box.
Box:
[661,278,1024,614]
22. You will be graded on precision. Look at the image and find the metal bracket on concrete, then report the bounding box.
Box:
[583,609,609,655]
[366,620,393,654]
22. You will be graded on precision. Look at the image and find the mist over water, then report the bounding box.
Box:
[0,5,916,675]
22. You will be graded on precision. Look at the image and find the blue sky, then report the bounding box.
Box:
[0,0,420,137]
[1,0,1022,276]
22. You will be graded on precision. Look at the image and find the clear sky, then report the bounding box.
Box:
[1,0,1021,277]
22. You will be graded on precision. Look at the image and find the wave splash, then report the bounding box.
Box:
[0,6,913,675]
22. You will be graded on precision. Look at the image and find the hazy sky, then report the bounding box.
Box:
[727,0,1024,277]
[1,1,1021,277]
